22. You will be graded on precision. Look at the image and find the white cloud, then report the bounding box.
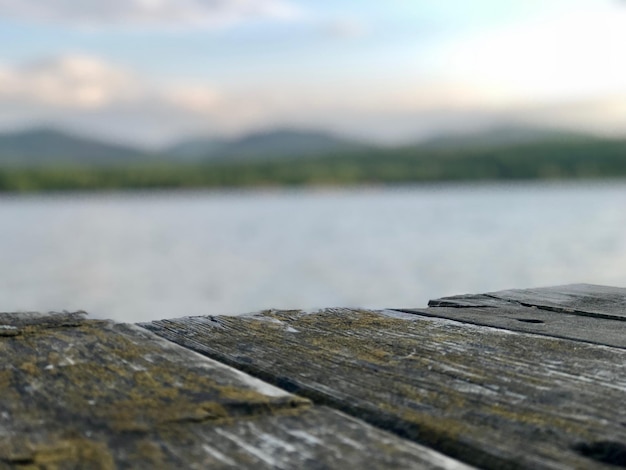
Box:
[0,0,300,27]
[440,4,626,103]
[0,55,224,111]
[0,55,226,145]
[166,86,222,114]
[0,56,140,108]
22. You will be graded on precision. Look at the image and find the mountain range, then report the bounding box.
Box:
[0,128,368,167]
[166,129,368,162]
[417,126,594,149]
[0,126,597,167]
[0,129,148,166]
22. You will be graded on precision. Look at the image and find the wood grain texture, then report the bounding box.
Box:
[429,284,626,321]
[0,313,469,469]
[398,305,626,348]
[145,308,626,470]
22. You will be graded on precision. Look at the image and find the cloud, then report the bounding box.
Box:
[0,56,140,108]
[0,0,300,27]
[0,55,226,145]
[0,54,224,111]
[440,4,626,103]
[166,86,222,114]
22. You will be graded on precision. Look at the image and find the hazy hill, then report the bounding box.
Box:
[0,128,148,167]
[418,126,596,150]
[166,125,596,162]
[0,127,367,167]
[165,138,228,162]
[165,129,368,161]
[0,125,605,171]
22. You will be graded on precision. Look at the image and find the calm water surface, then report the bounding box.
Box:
[1,181,625,323]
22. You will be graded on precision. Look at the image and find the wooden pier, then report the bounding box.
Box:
[1,284,626,469]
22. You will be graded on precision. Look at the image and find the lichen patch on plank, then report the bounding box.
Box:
[0,320,306,433]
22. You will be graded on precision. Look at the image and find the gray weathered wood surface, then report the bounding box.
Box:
[0,312,470,469]
[401,304,626,349]
[409,284,626,348]
[429,284,626,321]
[145,306,626,470]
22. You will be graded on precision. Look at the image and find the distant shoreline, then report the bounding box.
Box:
[1,138,625,192]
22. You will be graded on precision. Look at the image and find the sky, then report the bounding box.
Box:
[1,0,626,147]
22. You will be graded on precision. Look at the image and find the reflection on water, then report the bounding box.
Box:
[1,181,625,323]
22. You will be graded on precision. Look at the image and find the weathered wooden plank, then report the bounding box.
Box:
[0,406,468,470]
[0,311,85,337]
[0,312,472,469]
[398,305,626,348]
[145,308,626,470]
[430,284,626,321]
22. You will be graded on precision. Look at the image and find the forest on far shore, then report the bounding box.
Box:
[1,137,625,192]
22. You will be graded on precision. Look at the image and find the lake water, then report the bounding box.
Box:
[1,181,625,323]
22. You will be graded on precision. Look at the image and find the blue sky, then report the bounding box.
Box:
[0,0,625,146]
